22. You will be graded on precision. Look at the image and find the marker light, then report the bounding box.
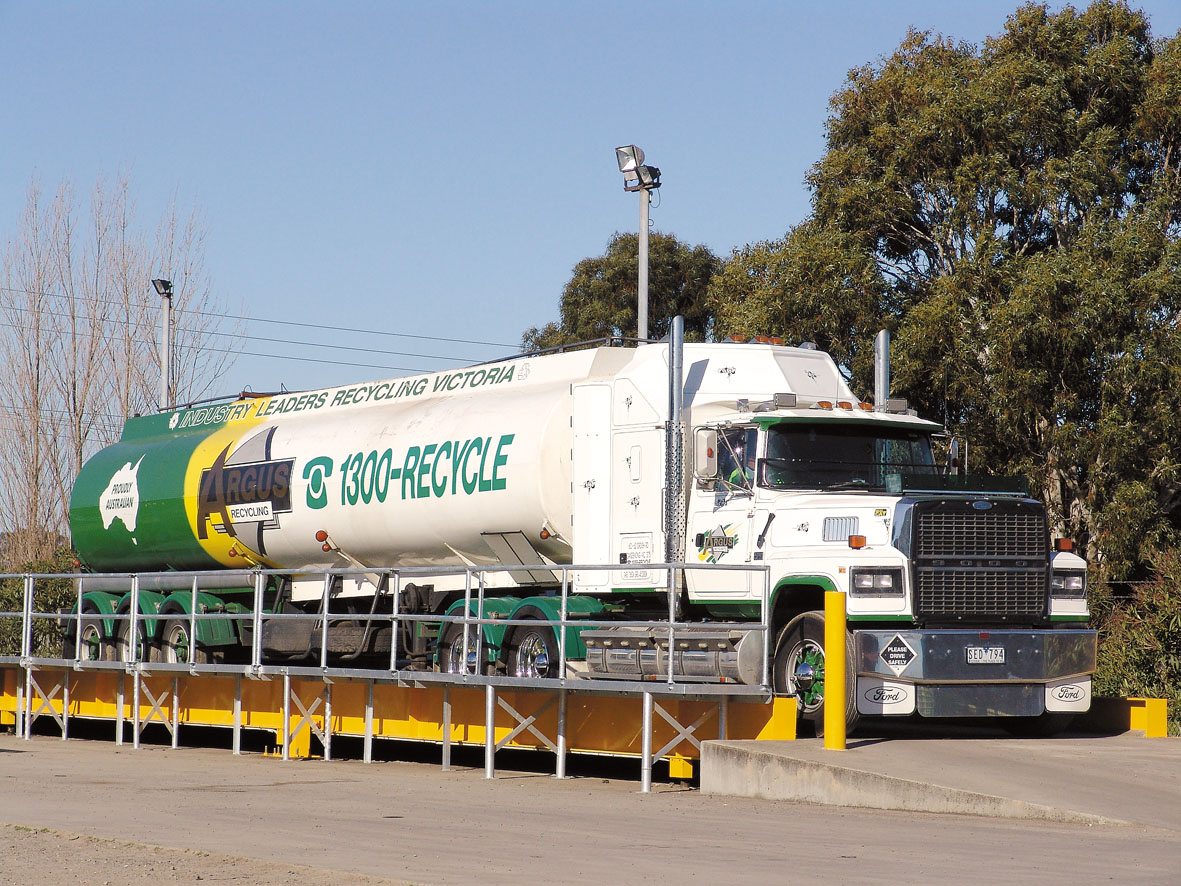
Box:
[848,535,867,549]
[1055,538,1074,552]
[315,530,328,543]
[817,401,833,409]
[837,401,853,410]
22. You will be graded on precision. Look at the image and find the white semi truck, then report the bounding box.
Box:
[68,323,1096,732]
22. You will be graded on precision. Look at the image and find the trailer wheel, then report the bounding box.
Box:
[63,613,106,661]
[773,610,858,737]
[505,621,559,680]
[437,623,480,675]
[111,616,152,663]
[156,618,210,665]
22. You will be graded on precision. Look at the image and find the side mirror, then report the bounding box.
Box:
[695,428,718,479]
[946,438,965,476]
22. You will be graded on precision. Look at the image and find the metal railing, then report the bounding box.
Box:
[0,561,774,695]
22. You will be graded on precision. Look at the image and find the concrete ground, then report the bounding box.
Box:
[0,729,1178,885]
[703,727,1181,829]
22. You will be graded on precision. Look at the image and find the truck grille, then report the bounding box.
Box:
[912,500,1049,623]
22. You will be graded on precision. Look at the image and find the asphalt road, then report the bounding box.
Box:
[0,732,1177,885]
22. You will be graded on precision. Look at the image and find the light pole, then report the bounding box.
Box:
[153,278,174,410]
[615,145,661,342]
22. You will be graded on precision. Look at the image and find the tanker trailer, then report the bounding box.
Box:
[67,332,1096,734]
[68,345,637,669]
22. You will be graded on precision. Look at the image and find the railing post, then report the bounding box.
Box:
[666,565,676,686]
[232,675,242,755]
[319,574,331,669]
[555,688,568,779]
[363,680,374,764]
[474,571,485,675]
[282,672,291,761]
[484,684,496,779]
[252,572,265,671]
[641,691,654,793]
[389,571,400,672]
[558,568,569,677]
[189,576,199,672]
[442,685,452,771]
[129,575,140,664]
[21,575,33,661]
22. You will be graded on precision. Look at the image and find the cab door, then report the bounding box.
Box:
[687,426,757,598]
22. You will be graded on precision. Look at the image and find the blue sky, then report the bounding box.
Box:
[4,1,1180,396]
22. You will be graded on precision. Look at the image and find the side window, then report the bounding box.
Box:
[721,427,757,490]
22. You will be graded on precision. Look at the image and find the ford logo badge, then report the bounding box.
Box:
[972,500,993,510]
[864,685,910,703]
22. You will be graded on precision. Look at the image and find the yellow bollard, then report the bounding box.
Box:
[823,590,847,750]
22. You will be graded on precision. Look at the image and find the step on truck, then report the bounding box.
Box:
[67,320,1096,733]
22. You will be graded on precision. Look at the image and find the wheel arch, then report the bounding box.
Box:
[770,576,836,646]
[502,595,605,661]
[435,596,521,667]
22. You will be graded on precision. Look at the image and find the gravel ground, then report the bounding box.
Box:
[0,824,406,886]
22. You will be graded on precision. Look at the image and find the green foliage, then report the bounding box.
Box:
[523,231,720,351]
[1091,554,1181,735]
[0,546,77,658]
[709,1,1181,577]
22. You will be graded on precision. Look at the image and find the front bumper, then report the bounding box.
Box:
[853,628,1097,717]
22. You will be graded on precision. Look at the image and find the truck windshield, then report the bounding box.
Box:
[761,424,937,491]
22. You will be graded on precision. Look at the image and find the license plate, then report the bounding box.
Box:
[966,645,1005,665]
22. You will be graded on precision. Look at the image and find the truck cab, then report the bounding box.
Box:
[686,403,1094,730]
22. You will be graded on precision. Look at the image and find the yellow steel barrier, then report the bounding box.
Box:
[0,665,796,767]
[1129,697,1168,738]
[823,590,846,750]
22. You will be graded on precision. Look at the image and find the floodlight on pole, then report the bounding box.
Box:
[153,278,174,410]
[614,144,662,342]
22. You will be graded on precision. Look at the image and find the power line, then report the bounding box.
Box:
[0,305,490,366]
[0,285,518,349]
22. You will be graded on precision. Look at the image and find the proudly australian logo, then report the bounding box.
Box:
[697,523,740,563]
[197,428,293,557]
[99,457,145,542]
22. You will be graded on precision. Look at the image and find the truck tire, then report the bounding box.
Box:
[111,616,152,663]
[63,613,107,661]
[155,617,211,665]
[437,623,480,674]
[773,610,859,737]
[505,620,559,679]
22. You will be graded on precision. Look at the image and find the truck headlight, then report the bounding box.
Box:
[1050,570,1087,597]
[850,567,904,598]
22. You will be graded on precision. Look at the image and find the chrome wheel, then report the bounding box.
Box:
[509,627,557,679]
[786,638,826,714]
[438,624,477,674]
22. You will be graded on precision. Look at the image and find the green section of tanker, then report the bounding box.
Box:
[69,415,223,572]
